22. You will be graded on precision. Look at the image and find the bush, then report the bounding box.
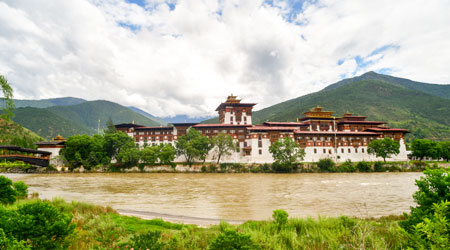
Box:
[273,209,289,229]
[338,160,356,172]
[128,230,166,250]
[0,176,16,205]
[272,162,294,173]
[2,200,76,249]
[400,168,450,232]
[201,166,207,172]
[356,161,372,172]
[0,228,31,250]
[208,229,260,250]
[317,158,336,172]
[13,181,28,199]
[374,161,385,172]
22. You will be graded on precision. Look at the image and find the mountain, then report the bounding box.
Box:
[0,118,43,148]
[162,115,214,123]
[12,100,163,139]
[12,97,86,108]
[12,107,95,139]
[324,71,450,99]
[251,74,450,141]
[128,106,168,126]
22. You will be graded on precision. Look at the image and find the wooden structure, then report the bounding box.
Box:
[0,145,51,167]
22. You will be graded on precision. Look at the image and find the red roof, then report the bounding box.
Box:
[263,122,309,126]
[293,130,380,135]
[193,124,251,128]
[247,126,297,131]
[365,127,409,132]
[338,120,386,124]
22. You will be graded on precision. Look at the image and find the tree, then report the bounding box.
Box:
[212,133,236,164]
[140,145,160,165]
[159,144,175,165]
[61,134,108,169]
[103,131,135,159]
[400,168,450,232]
[269,137,305,167]
[367,137,400,162]
[411,139,438,160]
[176,128,212,165]
[0,75,15,120]
[13,181,28,199]
[116,143,140,167]
[0,176,16,205]
[104,117,116,134]
[439,141,450,162]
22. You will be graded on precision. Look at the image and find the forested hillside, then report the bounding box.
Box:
[0,118,43,148]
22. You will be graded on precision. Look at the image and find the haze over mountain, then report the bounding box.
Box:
[203,72,450,141]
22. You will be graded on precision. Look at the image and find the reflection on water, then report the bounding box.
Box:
[4,173,422,220]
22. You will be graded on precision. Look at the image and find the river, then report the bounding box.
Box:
[3,172,422,223]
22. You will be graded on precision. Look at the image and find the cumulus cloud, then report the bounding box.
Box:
[0,0,449,117]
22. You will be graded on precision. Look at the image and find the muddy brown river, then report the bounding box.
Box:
[3,173,422,222]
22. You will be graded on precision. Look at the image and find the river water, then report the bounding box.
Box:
[4,173,422,221]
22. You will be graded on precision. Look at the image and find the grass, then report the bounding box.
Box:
[1,198,409,249]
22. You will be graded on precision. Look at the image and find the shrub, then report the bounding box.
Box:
[128,230,166,250]
[317,158,336,172]
[0,176,16,205]
[208,229,260,250]
[201,166,207,172]
[273,209,289,229]
[356,161,372,172]
[272,162,293,173]
[374,161,385,172]
[6,200,76,249]
[338,160,356,172]
[0,228,31,250]
[400,168,450,232]
[13,181,28,199]
[402,201,450,249]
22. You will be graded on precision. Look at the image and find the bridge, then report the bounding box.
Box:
[0,146,51,167]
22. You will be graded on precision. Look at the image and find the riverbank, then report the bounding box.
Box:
[1,160,448,174]
[3,197,408,249]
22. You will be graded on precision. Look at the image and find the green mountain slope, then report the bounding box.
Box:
[12,107,95,139]
[128,106,168,126]
[0,118,43,148]
[324,71,450,99]
[252,79,450,141]
[12,97,86,108]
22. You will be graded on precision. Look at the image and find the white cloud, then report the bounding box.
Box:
[0,0,449,117]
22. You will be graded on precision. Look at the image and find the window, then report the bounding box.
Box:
[258,141,262,148]
[323,149,326,154]
[341,148,344,153]
[314,149,317,154]
[348,148,351,153]
[222,130,227,133]
[213,130,218,133]
[362,148,365,153]
[329,149,332,154]
[258,135,262,140]
[355,148,358,153]
[259,149,262,155]
[230,130,235,133]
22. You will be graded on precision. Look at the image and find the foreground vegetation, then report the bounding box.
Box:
[1,168,450,249]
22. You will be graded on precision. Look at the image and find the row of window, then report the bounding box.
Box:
[137,131,172,135]
[313,148,365,154]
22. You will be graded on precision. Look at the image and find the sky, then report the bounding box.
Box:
[0,0,449,117]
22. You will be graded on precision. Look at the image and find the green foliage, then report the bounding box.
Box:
[0,228,31,250]
[176,128,212,165]
[438,141,450,161]
[13,181,28,199]
[0,119,43,148]
[0,75,14,120]
[400,168,450,232]
[104,131,135,159]
[116,143,140,167]
[317,158,337,172]
[411,139,439,160]
[61,134,109,169]
[128,230,166,250]
[0,176,16,205]
[212,133,236,164]
[269,137,305,171]
[338,159,357,172]
[0,200,75,250]
[159,144,175,165]
[105,117,117,134]
[272,209,289,229]
[402,201,450,250]
[374,161,386,172]
[209,229,260,250]
[367,137,400,162]
[356,161,372,172]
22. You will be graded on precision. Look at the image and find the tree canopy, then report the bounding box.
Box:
[212,133,236,164]
[175,128,212,165]
[269,137,305,172]
[367,137,400,162]
[0,75,14,120]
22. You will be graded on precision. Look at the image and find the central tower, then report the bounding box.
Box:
[215,95,256,125]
